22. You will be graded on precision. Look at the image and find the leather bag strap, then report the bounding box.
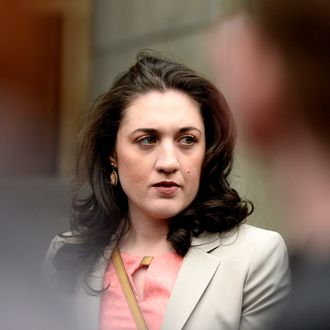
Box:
[112,246,148,330]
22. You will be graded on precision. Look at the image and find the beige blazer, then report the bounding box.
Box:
[46,224,290,330]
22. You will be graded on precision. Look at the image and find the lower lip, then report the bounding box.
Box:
[153,185,180,195]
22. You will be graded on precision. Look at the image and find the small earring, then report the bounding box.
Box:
[110,162,118,186]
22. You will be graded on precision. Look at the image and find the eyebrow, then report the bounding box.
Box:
[130,126,203,135]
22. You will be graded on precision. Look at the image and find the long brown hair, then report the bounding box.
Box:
[54,51,253,290]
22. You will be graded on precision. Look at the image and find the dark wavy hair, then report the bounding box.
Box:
[54,51,253,290]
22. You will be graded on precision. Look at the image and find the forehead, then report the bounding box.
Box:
[120,89,204,130]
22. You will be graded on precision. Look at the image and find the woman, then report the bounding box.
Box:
[45,52,290,330]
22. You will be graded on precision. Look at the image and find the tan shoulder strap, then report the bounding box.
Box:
[112,246,148,330]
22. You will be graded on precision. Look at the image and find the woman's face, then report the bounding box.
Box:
[114,89,205,221]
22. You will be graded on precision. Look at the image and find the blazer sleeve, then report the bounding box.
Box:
[240,232,291,330]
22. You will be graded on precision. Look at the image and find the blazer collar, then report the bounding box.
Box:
[161,232,222,330]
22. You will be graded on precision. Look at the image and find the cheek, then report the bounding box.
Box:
[184,154,204,188]
[116,149,153,193]
[118,161,147,188]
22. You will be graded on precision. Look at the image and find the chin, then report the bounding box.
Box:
[149,210,181,220]
[148,205,186,220]
[142,198,194,220]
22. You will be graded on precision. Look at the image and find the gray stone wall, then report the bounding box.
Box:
[90,0,224,98]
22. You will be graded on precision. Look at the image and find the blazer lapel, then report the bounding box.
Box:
[161,233,221,330]
[74,244,114,330]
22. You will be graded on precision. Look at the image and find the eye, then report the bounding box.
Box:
[136,135,157,146]
[178,135,198,146]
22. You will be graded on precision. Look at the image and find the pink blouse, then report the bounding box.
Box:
[100,252,183,330]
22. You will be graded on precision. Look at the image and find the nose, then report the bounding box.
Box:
[155,141,180,174]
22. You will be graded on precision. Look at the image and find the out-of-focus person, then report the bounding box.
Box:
[209,0,330,329]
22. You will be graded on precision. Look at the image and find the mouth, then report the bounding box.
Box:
[152,181,181,195]
[153,181,180,187]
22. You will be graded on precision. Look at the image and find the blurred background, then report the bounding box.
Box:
[0,0,287,270]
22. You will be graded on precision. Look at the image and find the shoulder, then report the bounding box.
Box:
[192,224,289,273]
[191,224,287,256]
[228,223,284,242]
[235,224,289,273]
[188,224,290,329]
[218,223,287,256]
[223,225,290,295]
[200,224,289,281]
[239,223,284,241]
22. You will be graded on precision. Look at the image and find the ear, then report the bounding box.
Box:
[109,154,117,167]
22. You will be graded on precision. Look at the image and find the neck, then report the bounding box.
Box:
[269,129,330,259]
[119,207,173,257]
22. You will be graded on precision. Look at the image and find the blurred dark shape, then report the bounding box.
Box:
[244,0,330,146]
[210,0,330,329]
[275,260,330,330]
